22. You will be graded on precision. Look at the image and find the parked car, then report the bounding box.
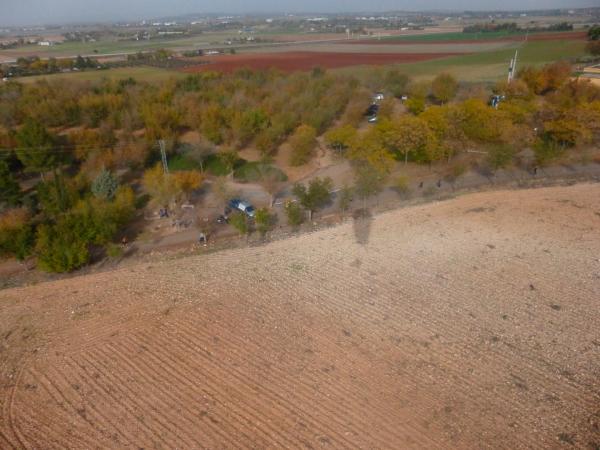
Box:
[373,92,385,102]
[489,94,505,109]
[365,104,379,116]
[228,199,256,218]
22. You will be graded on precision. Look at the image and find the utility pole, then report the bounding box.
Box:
[159,139,169,174]
[507,49,518,83]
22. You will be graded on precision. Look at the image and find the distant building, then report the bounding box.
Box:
[38,41,55,46]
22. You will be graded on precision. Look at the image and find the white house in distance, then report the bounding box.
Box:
[38,40,55,46]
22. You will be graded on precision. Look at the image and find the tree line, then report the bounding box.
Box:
[1,61,599,272]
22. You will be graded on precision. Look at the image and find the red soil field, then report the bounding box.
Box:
[181,51,461,73]
[347,30,588,45]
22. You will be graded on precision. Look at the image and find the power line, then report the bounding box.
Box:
[0,141,157,154]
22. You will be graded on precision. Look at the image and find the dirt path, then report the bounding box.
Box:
[1,184,599,449]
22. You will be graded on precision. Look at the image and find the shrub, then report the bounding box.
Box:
[534,139,565,166]
[0,208,35,261]
[394,175,411,198]
[229,212,249,236]
[91,168,118,201]
[486,144,515,172]
[0,159,21,207]
[36,222,90,272]
[285,201,304,228]
[254,208,275,236]
[289,125,317,166]
[292,177,333,220]
[406,97,425,115]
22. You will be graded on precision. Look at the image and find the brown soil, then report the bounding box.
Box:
[181,51,461,73]
[1,184,599,448]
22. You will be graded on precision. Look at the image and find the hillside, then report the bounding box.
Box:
[1,183,599,449]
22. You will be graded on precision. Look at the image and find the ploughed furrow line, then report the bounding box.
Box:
[316,243,598,399]
[78,350,190,449]
[123,329,311,448]
[63,355,165,448]
[149,322,382,449]
[93,342,215,449]
[253,250,596,446]
[170,314,437,449]
[182,304,493,447]
[125,328,350,448]
[21,367,109,449]
[103,335,264,449]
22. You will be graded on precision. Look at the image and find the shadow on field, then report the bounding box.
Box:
[352,208,373,245]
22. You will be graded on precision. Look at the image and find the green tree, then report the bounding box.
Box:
[0,159,21,207]
[324,125,357,155]
[486,144,515,173]
[384,70,410,98]
[353,164,386,208]
[588,24,600,41]
[218,149,239,177]
[142,164,178,207]
[91,168,118,201]
[378,116,437,164]
[173,170,204,201]
[36,221,90,272]
[229,212,249,237]
[405,97,426,115]
[347,128,395,174]
[0,208,34,261]
[187,143,214,172]
[431,73,458,104]
[289,125,317,166]
[284,201,304,228]
[37,172,77,216]
[586,40,600,56]
[15,119,59,175]
[292,177,333,221]
[254,208,275,237]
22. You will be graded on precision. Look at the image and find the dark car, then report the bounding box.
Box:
[228,199,256,218]
[365,104,379,116]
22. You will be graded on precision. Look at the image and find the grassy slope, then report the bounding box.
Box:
[18,66,185,84]
[336,38,586,83]
[381,30,530,42]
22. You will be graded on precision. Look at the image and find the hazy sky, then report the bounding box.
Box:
[0,0,595,27]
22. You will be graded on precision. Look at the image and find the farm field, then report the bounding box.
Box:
[336,37,588,82]
[6,28,586,84]
[0,183,599,449]
[17,66,185,84]
[358,30,588,44]
[181,51,463,73]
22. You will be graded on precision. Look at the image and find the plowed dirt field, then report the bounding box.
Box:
[181,51,460,73]
[1,184,599,449]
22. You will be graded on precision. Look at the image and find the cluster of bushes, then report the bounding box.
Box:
[0,166,136,272]
[1,55,102,78]
[1,60,599,272]
[463,23,520,33]
[587,24,600,56]
[325,63,600,183]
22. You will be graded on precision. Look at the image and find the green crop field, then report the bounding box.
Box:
[382,30,530,42]
[335,37,586,83]
[17,66,185,84]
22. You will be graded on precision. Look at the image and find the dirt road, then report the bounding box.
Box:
[0,184,599,449]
